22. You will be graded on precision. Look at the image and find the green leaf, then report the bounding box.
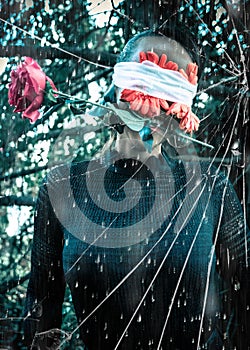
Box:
[43,81,58,105]
[106,103,147,132]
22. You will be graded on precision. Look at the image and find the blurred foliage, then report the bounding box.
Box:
[0,0,249,349]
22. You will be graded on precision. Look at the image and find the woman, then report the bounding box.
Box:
[24,26,250,349]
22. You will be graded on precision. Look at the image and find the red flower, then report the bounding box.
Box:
[120,89,169,118]
[167,103,199,133]
[179,111,200,133]
[179,63,198,85]
[167,102,189,118]
[8,57,57,122]
[120,51,199,132]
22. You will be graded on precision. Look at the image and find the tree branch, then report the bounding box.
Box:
[0,273,30,294]
[0,166,47,182]
[0,195,35,207]
[0,46,117,66]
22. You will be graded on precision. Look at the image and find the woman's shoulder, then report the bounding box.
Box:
[46,160,90,183]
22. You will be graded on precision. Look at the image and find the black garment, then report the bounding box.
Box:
[24,155,250,349]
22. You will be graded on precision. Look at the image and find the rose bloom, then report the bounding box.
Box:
[8,57,57,122]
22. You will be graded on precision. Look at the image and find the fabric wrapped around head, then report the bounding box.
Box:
[113,60,197,107]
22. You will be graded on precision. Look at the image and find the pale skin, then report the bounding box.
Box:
[115,35,194,162]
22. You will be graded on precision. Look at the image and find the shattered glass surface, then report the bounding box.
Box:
[0,0,249,349]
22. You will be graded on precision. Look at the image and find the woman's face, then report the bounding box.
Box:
[129,35,193,70]
[116,35,194,110]
[116,36,195,133]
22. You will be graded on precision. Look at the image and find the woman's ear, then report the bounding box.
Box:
[103,84,116,103]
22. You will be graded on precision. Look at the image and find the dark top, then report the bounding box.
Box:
[24,153,250,350]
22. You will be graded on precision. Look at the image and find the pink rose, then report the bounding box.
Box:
[8,57,57,122]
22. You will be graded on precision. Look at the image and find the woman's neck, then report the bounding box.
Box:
[115,126,163,163]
